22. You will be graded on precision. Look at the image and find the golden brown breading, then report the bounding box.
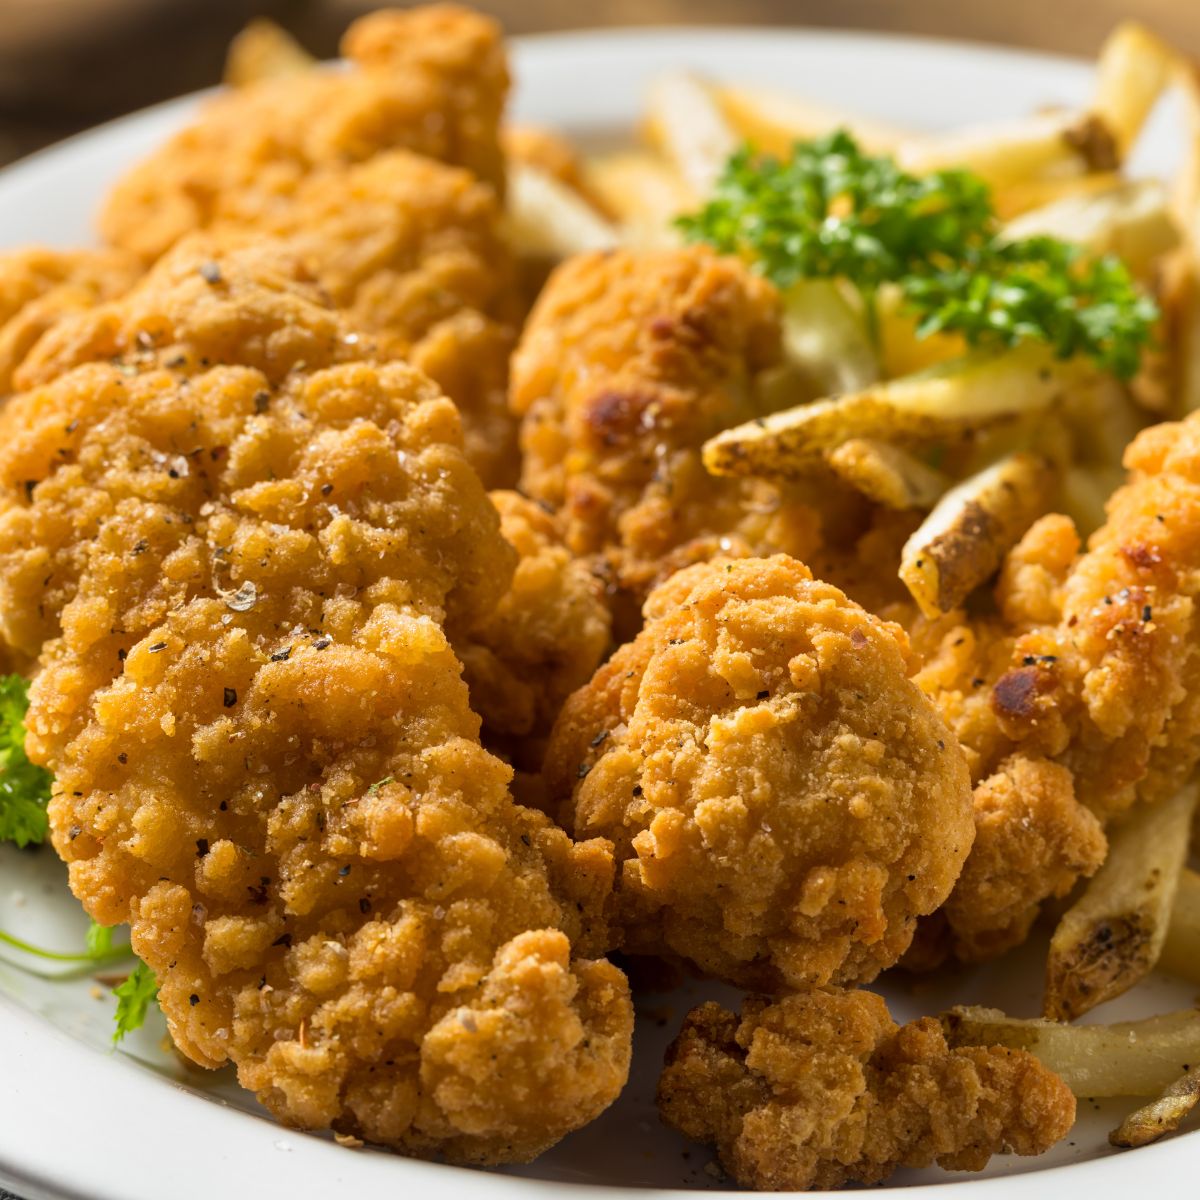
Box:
[511,248,823,604]
[457,490,611,749]
[942,756,1106,962]
[99,5,508,264]
[544,555,973,990]
[3,237,632,1162]
[658,989,1075,1190]
[29,152,522,487]
[0,247,140,394]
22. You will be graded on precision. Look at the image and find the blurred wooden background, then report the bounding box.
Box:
[0,0,1197,165]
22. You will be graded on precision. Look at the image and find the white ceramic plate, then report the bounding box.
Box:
[0,25,1196,1200]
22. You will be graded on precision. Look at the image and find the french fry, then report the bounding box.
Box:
[826,439,948,510]
[780,280,879,396]
[224,18,314,88]
[1002,179,1181,280]
[895,111,1115,194]
[644,72,739,201]
[714,83,911,157]
[504,162,619,260]
[941,1005,1200,1097]
[704,346,1074,480]
[1092,21,1176,160]
[1043,783,1198,1021]
[899,452,1057,617]
[1160,866,1200,982]
[1060,464,1125,537]
[1110,1065,1200,1147]
[993,171,1125,222]
[584,150,689,247]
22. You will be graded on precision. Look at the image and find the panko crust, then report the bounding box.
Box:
[3,239,631,1162]
[0,247,140,395]
[545,555,974,990]
[99,5,509,264]
[511,248,822,603]
[457,490,611,749]
[658,989,1075,1190]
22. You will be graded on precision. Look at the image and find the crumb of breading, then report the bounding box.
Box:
[658,989,1076,1190]
[544,555,974,990]
[0,246,140,394]
[457,490,611,748]
[99,5,509,264]
[1,236,631,1163]
[510,248,824,604]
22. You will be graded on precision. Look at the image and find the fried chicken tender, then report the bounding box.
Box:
[99,5,508,264]
[511,248,823,604]
[544,555,973,990]
[902,403,1200,960]
[0,247,140,394]
[457,490,611,748]
[658,989,1075,1190]
[28,151,522,486]
[1,237,632,1161]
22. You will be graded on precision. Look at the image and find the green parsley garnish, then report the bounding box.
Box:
[677,130,1157,379]
[0,920,132,966]
[0,674,52,848]
[112,960,159,1045]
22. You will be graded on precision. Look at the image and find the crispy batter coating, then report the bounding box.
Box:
[99,5,508,264]
[29,152,521,487]
[544,555,973,990]
[457,490,611,748]
[511,248,822,603]
[2,237,632,1162]
[0,247,140,394]
[903,409,1200,959]
[658,989,1075,1190]
[942,756,1106,962]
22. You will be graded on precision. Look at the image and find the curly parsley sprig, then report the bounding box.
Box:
[0,674,52,848]
[677,130,1157,379]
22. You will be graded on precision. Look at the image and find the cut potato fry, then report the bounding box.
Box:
[1043,783,1198,1021]
[644,72,739,201]
[1160,866,1200,982]
[714,83,911,157]
[1110,1065,1200,1147]
[584,150,689,247]
[780,280,879,396]
[899,452,1057,617]
[1060,464,1125,538]
[224,18,314,87]
[1092,21,1176,159]
[504,162,619,259]
[993,171,1125,221]
[826,439,948,510]
[1002,179,1180,279]
[941,1005,1200,1097]
[896,111,1115,193]
[704,346,1074,480]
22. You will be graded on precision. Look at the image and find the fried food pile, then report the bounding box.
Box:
[1,236,631,1161]
[6,1,1199,1190]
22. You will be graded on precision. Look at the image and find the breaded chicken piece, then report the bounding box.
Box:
[511,248,823,605]
[1,237,632,1162]
[904,408,1200,959]
[28,152,521,486]
[0,247,140,394]
[99,5,508,264]
[658,989,1075,1190]
[544,555,973,990]
[457,490,610,750]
